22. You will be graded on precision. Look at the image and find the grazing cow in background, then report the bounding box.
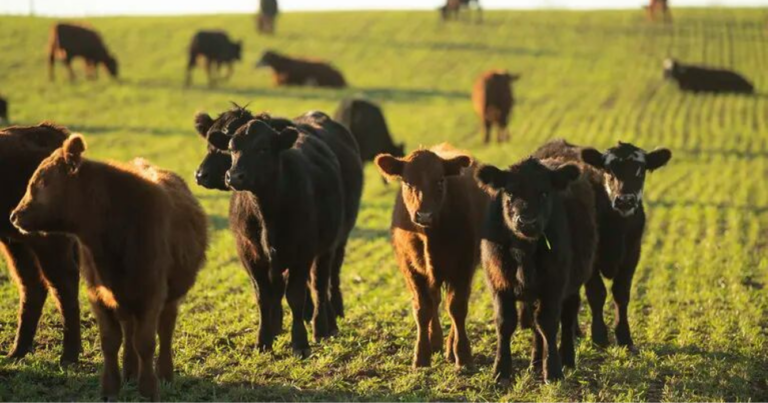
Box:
[0,96,7,124]
[186,31,243,87]
[334,98,405,164]
[476,157,596,383]
[375,144,489,369]
[0,123,81,365]
[256,50,347,88]
[257,0,279,34]
[646,0,671,23]
[473,70,520,144]
[534,139,671,350]
[48,23,119,82]
[663,59,755,94]
[194,107,363,348]
[11,134,208,401]
[440,0,482,22]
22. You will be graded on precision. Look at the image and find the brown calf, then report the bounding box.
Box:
[375,144,489,369]
[256,50,347,88]
[472,70,520,144]
[0,123,81,365]
[11,134,208,401]
[48,23,118,82]
[646,0,671,23]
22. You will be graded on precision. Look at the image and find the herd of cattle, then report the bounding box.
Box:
[0,2,762,401]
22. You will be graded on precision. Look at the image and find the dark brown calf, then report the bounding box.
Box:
[0,123,81,365]
[472,70,520,144]
[256,50,347,88]
[48,23,118,82]
[375,144,489,369]
[12,134,208,401]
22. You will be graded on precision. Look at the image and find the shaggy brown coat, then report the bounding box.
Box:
[11,134,208,401]
[0,123,81,365]
[376,144,489,369]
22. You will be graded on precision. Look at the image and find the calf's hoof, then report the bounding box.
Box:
[496,376,511,388]
[412,355,431,369]
[256,342,273,353]
[7,347,31,360]
[292,347,311,359]
[543,368,564,383]
[591,330,609,348]
[60,351,80,367]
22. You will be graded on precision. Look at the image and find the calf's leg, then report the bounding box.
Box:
[445,283,472,368]
[132,306,161,400]
[120,318,137,382]
[31,237,81,365]
[91,300,122,401]
[410,275,434,368]
[493,290,517,383]
[585,271,609,347]
[559,293,580,368]
[536,296,564,382]
[286,263,311,358]
[330,243,346,318]
[2,240,47,360]
[612,254,638,349]
[310,253,335,341]
[157,300,179,382]
[429,286,443,355]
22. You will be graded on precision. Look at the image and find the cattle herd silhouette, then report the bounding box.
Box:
[0,0,761,400]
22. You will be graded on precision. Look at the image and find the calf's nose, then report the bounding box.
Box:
[414,211,434,226]
[9,211,18,225]
[195,169,208,184]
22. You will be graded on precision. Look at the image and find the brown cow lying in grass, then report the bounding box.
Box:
[256,50,347,88]
[375,144,489,369]
[11,133,208,401]
[48,23,119,82]
[0,123,81,365]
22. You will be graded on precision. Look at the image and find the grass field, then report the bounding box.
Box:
[1,8,768,402]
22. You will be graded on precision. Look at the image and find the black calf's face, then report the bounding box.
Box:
[581,142,672,217]
[477,159,580,240]
[226,120,298,192]
[193,108,253,190]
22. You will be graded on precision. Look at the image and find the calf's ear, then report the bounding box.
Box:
[475,164,507,194]
[646,148,671,171]
[443,155,472,176]
[63,134,87,173]
[510,74,521,81]
[194,112,214,137]
[581,148,605,170]
[550,164,581,190]
[375,154,405,182]
[276,127,300,151]
[208,131,230,151]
